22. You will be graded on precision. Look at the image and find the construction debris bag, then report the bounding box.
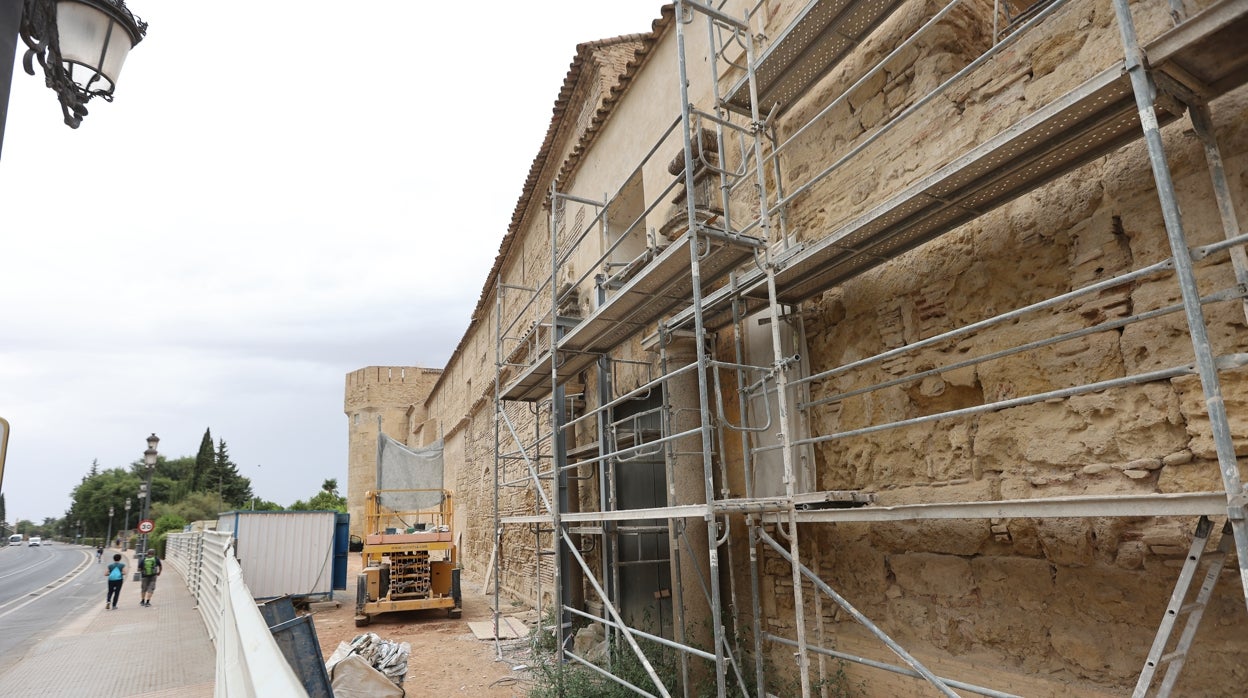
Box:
[329,654,404,698]
[325,632,411,687]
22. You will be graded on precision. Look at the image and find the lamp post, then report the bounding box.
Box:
[0,0,148,157]
[136,432,157,559]
[105,505,114,549]
[122,497,130,549]
[134,486,144,550]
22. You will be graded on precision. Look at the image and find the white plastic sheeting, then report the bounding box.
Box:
[216,511,336,599]
[167,531,308,698]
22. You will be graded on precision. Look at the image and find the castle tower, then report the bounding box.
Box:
[343,366,441,539]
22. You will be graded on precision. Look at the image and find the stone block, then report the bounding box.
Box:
[973,556,1054,612]
[1162,449,1193,466]
[1004,518,1045,557]
[1123,458,1163,471]
[1034,519,1095,566]
[888,552,974,602]
[1174,372,1248,460]
[1049,620,1138,680]
[1114,541,1146,570]
[1156,460,1226,493]
[1141,522,1191,550]
[869,518,992,557]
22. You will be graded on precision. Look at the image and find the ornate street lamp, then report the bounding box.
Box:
[17,0,147,128]
[135,431,158,558]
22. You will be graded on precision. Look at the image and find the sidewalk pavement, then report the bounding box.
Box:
[1,549,215,698]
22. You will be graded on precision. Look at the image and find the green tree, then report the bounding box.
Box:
[160,456,196,502]
[290,490,347,513]
[152,513,187,537]
[156,455,192,482]
[322,478,339,496]
[151,513,188,558]
[154,491,224,524]
[68,467,142,542]
[193,428,214,491]
[209,439,252,507]
[247,498,284,511]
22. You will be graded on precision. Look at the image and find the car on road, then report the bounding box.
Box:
[28,536,41,546]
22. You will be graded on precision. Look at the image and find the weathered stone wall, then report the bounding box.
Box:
[735,0,1248,692]
[395,0,1247,694]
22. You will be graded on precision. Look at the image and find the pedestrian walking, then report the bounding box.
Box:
[139,549,162,607]
[96,545,103,563]
[105,553,126,609]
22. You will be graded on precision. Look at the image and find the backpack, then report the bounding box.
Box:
[142,556,158,576]
[108,563,123,581]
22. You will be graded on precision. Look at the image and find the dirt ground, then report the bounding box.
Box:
[309,554,539,697]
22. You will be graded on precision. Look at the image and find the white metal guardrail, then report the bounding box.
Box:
[168,531,308,697]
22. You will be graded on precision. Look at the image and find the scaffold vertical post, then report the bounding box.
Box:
[1112,0,1248,613]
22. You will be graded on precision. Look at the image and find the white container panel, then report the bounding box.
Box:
[217,510,336,599]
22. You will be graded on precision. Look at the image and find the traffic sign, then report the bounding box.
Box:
[138,519,155,534]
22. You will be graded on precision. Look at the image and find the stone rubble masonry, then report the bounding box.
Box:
[345,0,1248,694]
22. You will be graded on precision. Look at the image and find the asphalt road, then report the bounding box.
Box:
[0,543,100,676]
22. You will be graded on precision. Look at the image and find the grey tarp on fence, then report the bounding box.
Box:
[376,434,444,512]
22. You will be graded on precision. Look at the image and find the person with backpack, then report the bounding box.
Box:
[105,553,126,609]
[139,549,162,607]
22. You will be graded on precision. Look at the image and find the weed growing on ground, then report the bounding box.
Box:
[526,609,859,697]
[527,637,679,698]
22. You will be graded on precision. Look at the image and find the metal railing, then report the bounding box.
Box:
[167,530,308,697]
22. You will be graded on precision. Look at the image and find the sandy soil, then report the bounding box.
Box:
[310,554,537,697]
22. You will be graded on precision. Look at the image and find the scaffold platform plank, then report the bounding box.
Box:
[662,0,1248,329]
[786,492,1230,522]
[1146,0,1248,99]
[499,491,1227,527]
[724,0,907,115]
[501,230,760,401]
[766,0,1248,304]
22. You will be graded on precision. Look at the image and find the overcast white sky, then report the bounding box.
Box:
[0,1,662,525]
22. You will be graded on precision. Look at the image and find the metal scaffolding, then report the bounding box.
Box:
[491,0,1248,695]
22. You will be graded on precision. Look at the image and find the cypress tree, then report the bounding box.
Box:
[214,439,253,507]
[193,428,214,492]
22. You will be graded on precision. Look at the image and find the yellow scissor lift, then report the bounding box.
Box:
[355,488,461,626]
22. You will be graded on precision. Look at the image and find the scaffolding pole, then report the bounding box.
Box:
[1111,0,1248,614]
